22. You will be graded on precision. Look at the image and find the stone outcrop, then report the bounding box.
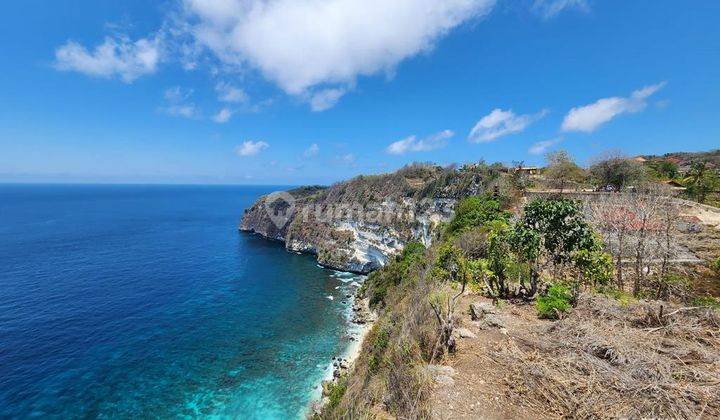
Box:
[240,164,503,273]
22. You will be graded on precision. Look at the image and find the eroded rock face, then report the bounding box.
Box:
[240,192,455,273]
[239,164,502,273]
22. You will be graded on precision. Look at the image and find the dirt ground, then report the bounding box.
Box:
[430,295,551,420]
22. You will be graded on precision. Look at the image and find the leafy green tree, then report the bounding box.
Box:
[573,248,614,287]
[446,195,509,236]
[544,150,587,191]
[429,243,471,358]
[647,159,679,180]
[509,198,599,298]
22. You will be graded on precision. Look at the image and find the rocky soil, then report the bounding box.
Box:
[430,293,720,419]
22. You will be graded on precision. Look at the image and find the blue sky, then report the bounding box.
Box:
[1,0,718,185]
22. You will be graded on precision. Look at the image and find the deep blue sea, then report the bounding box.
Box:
[0,184,363,419]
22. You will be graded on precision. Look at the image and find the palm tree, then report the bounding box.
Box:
[684,161,718,203]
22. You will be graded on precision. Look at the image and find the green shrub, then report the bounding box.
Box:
[446,195,509,236]
[367,242,425,306]
[598,287,636,306]
[367,324,391,374]
[712,257,720,275]
[573,248,614,286]
[537,284,572,319]
[326,376,347,409]
[691,296,720,310]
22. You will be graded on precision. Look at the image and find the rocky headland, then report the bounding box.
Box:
[240,163,505,273]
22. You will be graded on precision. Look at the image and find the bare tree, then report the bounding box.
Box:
[588,151,647,191]
[587,185,681,297]
[544,150,587,192]
[588,194,634,289]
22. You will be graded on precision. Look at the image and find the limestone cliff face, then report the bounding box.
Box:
[240,164,503,273]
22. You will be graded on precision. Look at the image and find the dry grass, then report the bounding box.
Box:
[493,295,720,419]
[321,258,439,419]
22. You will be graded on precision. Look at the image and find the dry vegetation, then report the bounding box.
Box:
[310,153,720,419]
[321,252,438,419]
[494,295,720,418]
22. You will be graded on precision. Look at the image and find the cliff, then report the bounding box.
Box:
[239,163,505,273]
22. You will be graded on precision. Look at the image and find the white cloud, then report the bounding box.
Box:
[561,82,666,133]
[164,86,192,102]
[303,143,320,157]
[162,86,200,118]
[165,105,200,118]
[181,0,495,109]
[334,153,357,167]
[468,108,547,143]
[532,0,589,18]
[213,108,233,123]
[216,82,248,103]
[387,130,454,155]
[528,137,562,155]
[309,88,346,112]
[236,140,269,156]
[54,35,160,83]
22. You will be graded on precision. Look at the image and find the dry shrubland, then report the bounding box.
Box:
[494,295,720,419]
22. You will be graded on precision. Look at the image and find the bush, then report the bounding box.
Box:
[537,284,572,319]
[598,287,636,306]
[691,296,720,310]
[367,324,391,374]
[573,248,614,286]
[326,376,347,409]
[446,195,508,236]
[712,257,720,275]
[366,242,425,306]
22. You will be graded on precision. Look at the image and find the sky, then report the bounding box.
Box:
[0,0,718,185]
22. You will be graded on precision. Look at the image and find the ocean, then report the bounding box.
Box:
[0,184,363,419]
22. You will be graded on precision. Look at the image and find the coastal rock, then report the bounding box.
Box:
[239,165,497,273]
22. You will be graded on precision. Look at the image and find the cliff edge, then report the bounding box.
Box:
[239,163,505,273]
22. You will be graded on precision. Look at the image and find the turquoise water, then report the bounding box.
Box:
[0,184,362,418]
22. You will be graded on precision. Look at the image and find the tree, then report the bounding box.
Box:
[684,162,719,203]
[509,198,599,299]
[588,194,634,289]
[588,153,646,191]
[508,161,531,196]
[647,159,679,180]
[429,244,470,360]
[446,195,509,236]
[544,150,587,192]
[588,185,681,297]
